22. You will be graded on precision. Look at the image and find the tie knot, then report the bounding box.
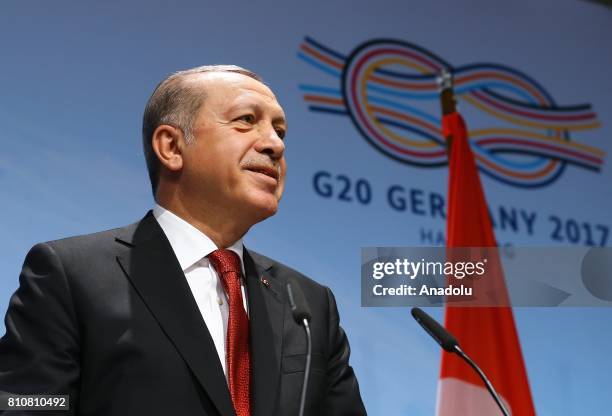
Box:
[208,249,242,276]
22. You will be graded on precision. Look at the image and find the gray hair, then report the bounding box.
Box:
[142,64,262,196]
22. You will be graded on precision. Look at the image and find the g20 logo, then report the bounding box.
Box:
[298,37,604,188]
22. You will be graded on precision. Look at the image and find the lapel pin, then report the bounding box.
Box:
[260,276,271,288]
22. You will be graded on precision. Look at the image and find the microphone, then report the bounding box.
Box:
[411,307,458,352]
[411,307,510,416]
[287,279,312,325]
[286,280,312,416]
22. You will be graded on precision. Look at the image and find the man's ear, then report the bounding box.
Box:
[151,125,185,172]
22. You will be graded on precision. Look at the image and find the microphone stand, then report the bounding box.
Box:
[453,345,510,416]
[298,318,312,416]
[286,283,312,416]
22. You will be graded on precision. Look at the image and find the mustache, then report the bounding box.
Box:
[241,158,282,180]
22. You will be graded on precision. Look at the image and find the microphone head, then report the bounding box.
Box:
[411,307,459,352]
[286,280,312,324]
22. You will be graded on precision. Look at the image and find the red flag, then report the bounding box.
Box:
[436,112,536,415]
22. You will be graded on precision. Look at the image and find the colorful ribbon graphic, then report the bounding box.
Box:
[298,37,605,188]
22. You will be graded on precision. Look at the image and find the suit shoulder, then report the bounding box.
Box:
[38,218,141,262]
[46,223,132,248]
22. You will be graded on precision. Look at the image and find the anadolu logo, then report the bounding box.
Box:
[297,37,605,188]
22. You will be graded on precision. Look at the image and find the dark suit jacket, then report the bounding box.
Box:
[0,212,366,415]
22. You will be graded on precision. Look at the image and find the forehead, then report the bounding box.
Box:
[190,72,284,116]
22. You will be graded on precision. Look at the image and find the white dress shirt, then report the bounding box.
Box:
[153,204,248,379]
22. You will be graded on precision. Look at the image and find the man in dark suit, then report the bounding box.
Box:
[0,65,367,415]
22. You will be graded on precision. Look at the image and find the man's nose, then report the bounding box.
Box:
[255,126,285,159]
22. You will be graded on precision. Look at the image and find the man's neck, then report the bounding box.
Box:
[154,199,250,249]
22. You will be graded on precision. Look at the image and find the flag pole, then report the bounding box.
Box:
[437,69,456,155]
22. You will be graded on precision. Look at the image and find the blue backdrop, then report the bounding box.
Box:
[1,1,611,414]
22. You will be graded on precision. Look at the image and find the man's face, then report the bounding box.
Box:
[180,72,287,225]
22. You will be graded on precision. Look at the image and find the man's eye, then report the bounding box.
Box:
[237,114,255,123]
[275,128,286,139]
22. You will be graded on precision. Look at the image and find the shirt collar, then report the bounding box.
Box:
[152,203,245,273]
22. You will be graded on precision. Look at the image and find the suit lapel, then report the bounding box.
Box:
[115,213,235,416]
[244,249,285,416]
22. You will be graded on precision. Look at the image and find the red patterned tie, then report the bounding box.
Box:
[208,249,251,416]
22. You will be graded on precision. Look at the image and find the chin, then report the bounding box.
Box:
[245,196,279,223]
